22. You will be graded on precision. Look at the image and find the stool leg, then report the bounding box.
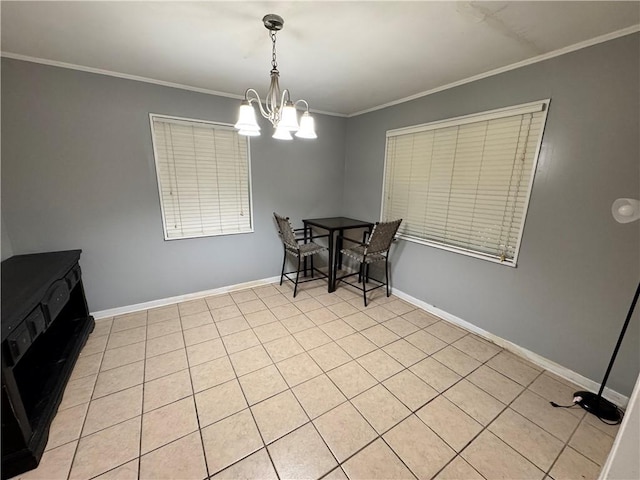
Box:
[385,257,390,297]
[362,264,368,307]
[333,247,340,291]
[280,250,287,285]
[294,255,301,297]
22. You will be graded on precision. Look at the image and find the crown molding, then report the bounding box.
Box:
[2,23,638,119]
[0,51,247,100]
[349,24,640,117]
[0,52,347,118]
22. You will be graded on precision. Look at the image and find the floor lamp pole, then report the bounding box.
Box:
[573,281,640,423]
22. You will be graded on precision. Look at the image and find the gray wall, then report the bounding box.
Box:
[1,59,346,311]
[343,33,640,396]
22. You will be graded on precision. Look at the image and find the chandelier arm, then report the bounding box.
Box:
[244,88,261,103]
[293,99,310,112]
[245,88,270,121]
[280,89,291,107]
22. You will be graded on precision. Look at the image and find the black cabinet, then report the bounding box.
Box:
[1,250,95,479]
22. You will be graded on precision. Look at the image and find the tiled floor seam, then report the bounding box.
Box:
[65,316,120,480]
[350,383,441,478]
[312,312,528,475]
[311,366,419,477]
[59,351,106,404]
[136,310,150,480]
[543,408,603,478]
[508,373,586,443]
[211,320,283,480]
[179,316,215,479]
[432,454,488,480]
[305,412,346,477]
[379,434,420,480]
[447,369,551,478]
[372,354,542,479]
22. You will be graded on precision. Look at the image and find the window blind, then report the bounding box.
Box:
[150,115,252,240]
[382,101,548,266]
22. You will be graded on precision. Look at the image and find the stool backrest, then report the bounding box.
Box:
[366,219,402,255]
[274,213,299,251]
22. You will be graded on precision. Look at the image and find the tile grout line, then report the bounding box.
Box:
[449,369,552,478]
[64,316,113,480]
[80,317,143,480]
[177,305,213,480]
[137,309,149,480]
[211,291,284,480]
[544,407,602,478]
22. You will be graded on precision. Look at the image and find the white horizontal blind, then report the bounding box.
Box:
[150,115,252,240]
[382,101,548,265]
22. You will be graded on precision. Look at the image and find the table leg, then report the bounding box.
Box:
[328,229,335,293]
[337,228,344,271]
[303,224,308,277]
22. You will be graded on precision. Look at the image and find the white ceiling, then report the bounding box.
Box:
[2,1,639,116]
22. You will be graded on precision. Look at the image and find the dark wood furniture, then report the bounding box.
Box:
[1,250,94,479]
[302,217,373,293]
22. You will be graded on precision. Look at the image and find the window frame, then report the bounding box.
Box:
[149,113,254,241]
[380,99,550,267]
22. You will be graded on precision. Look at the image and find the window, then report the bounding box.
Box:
[381,100,549,266]
[150,114,253,240]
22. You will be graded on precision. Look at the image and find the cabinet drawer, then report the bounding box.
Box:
[5,323,31,366]
[42,279,70,325]
[26,306,46,340]
[64,264,81,290]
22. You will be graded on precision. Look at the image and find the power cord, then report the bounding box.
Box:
[549,395,583,409]
[549,396,624,425]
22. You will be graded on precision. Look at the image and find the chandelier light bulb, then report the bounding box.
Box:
[279,102,300,131]
[235,101,260,134]
[272,126,293,140]
[238,129,261,137]
[295,112,317,139]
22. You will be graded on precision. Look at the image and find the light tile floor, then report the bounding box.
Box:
[14,280,619,480]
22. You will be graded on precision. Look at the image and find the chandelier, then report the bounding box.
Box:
[234,14,317,140]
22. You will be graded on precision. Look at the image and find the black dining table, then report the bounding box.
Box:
[302,217,374,293]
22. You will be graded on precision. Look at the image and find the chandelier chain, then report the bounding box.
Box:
[270,30,278,70]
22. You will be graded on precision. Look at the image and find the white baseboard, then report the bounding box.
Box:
[392,288,630,408]
[91,276,280,320]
